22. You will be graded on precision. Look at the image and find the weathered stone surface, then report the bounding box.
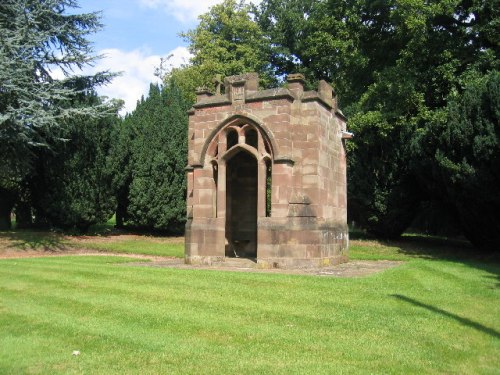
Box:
[185,73,349,268]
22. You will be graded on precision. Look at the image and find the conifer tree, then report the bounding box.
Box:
[0,0,114,229]
[108,113,135,228]
[111,82,190,232]
[27,94,120,232]
[413,71,500,250]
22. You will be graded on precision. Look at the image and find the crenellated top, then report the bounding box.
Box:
[191,73,344,119]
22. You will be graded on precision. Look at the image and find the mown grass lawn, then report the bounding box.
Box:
[74,238,184,258]
[0,233,499,374]
[0,229,184,258]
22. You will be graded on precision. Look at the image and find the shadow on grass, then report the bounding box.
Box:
[0,230,69,252]
[350,229,499,262]
[390,236,473,259]
[392,294,500,339]
[350,230,500,288]
[0,228,184,259]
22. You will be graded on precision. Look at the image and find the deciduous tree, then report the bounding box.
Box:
[257,0,499,240]
[165,0,275,101]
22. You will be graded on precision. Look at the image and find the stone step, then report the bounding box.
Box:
[221,257,257,268]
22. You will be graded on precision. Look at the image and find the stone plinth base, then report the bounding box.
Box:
[184,255,225,266]
[257,255,348,269]
[256,217,349,265]
[184,255,348,269]
[185,217,349,269]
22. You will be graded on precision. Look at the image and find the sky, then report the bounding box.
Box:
[74,0,227,114]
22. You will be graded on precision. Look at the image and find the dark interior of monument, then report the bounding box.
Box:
[225,151,257,258]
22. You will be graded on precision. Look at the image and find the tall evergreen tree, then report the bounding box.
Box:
[26,94,120,232]
[111,82,190,232]
[412,71,500,251]
[0,0,115,229]
[108,112,135,228]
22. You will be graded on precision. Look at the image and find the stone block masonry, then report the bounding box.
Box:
[185,73,350,268]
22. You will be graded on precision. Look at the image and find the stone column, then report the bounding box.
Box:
[217,161,226,219]
[257,159,267,218]
[186,167,194,219]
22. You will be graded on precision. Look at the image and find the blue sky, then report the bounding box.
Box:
[73,0,225,113]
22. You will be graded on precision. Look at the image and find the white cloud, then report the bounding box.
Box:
[140,0,221,22]
[84,46,192,114]
[139,0,261,23]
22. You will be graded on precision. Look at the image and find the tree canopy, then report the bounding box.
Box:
[168,0,499,249]
[25,93,119,232]
[412,71,500,250]
[253,0,499,247]
[0,0,114,160]
[2,0,497,250]
[110,82,190,233]
[163,0,275,102]
[0,0,116,229]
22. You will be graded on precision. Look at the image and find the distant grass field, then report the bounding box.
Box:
[0,219,184,258]
[1,225,490,262]
[79,238,184,257]
[0,229,499,373]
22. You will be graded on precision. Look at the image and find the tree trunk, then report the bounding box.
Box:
[115,190,129,229]
[115,210,124,228]
[0,189,17,230]
[0,210,12,230]
[115,206,124,229]
[15,200,33,229]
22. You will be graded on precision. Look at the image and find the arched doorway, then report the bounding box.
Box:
[225,150,258,258]
[196,117,274,260]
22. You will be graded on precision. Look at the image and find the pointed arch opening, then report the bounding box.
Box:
[265,158,272,217]
[197,116,278,260]
[199,114,278,166]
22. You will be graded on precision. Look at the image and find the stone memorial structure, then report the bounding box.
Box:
[185,73,351,268]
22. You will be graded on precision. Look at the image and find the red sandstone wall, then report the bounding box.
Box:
[185,73,349,267]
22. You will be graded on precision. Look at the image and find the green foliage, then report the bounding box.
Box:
[160,0,499,244]
[0,0,115,229]
[256,0,367,104]
[108,112,135,228]
[413,71,500,250]
[347,112,421,237]
[2,0,495,242]
[28,95,120,232]
[164,0,275,101]
[0,0,114,172]
[257,0,499,240]
[112,82,190,232]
